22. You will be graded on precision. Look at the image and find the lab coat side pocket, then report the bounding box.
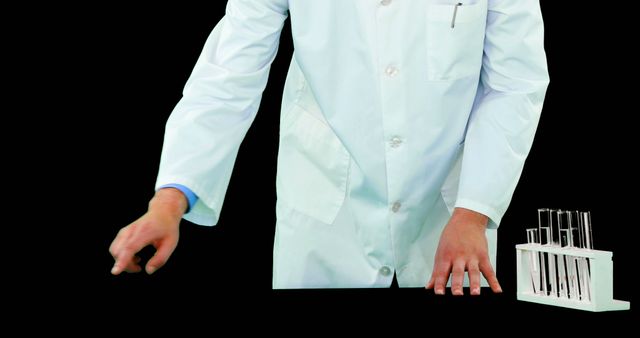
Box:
[276,103,350,225]
[425,1,487,81]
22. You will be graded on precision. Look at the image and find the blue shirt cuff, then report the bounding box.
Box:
[158,184,199,213]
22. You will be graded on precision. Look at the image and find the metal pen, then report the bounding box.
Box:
[451,3,462,29]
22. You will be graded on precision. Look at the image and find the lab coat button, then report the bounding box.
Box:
[391,202,401,212]
[380,0,392,6]
[385,66,399,77]
[390,136,402,148]
[380,266,392,276]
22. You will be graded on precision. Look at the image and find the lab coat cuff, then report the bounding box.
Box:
[155,177,221,227]
[453,198,502,229]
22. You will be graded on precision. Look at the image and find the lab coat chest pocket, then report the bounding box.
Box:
[276,102,350,225]
[426,1,487,81]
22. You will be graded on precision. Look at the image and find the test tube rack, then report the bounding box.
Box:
[516,244,629,311]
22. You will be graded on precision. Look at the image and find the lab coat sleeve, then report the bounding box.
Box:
[454,0,550,228]
[155,0,289,226]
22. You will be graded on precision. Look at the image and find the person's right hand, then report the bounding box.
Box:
[109,188,187,275]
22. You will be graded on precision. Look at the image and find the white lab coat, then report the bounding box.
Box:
[156,0,549,288]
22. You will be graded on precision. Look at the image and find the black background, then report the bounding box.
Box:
[30,0,634,327]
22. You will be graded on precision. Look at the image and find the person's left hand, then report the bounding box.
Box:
[425,207,502,296]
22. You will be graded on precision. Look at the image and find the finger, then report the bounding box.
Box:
[109,226,137,273]
[111,249,132,275]
[433,261,452,295]
[146,238,177,275]
[468,260,481,296]
[112,240,147,275]
[109,227,130,259]
[110,255,143,274]
[450,259,465,296]
[123,260,142,273]
[123,255,142,272]
[425,276,435,289]
[480,258,502,293]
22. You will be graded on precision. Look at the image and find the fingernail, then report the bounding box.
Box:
[111,265,119,275]
[472,287,480,294]
[435,288,444,295]
[147,266,157,275]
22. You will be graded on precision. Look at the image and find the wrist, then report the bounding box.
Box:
[451,207,488,230]
[149,188,188,220]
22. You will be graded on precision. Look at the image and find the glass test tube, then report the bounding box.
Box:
[577,211,593,301]
[526,228,541,294]
[537,209,550,295]
[580,211,594,250]
[544,210,560,297]
[557,210,578,297]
